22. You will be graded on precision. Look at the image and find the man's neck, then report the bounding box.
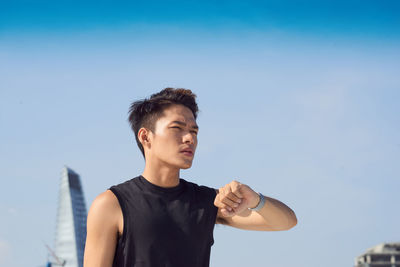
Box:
[141,159,180,188]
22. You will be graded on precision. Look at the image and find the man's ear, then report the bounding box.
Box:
[138,127,151,147]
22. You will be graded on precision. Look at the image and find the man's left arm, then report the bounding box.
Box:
[214,181,297,231]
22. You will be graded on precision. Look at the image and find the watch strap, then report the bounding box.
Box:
[248,193,265,211]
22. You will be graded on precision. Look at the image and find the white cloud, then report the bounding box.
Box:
[7,208,18,216]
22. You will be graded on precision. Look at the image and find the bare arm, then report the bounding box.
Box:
[214,181,297,231]
[84,190,123,267]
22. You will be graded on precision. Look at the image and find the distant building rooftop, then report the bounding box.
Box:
[355,242,400,267]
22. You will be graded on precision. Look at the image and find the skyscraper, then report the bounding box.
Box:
[53,166,87,267]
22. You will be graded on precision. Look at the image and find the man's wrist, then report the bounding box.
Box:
[248,193,266,211]
[248,192,261,209]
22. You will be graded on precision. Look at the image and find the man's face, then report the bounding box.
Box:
[147,104,198,169]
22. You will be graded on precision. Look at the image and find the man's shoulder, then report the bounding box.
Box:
[109,176,141,193]
[88,190,122,223]
[182,178,217,197]
[86,190,123,243]
[110,176,140,187]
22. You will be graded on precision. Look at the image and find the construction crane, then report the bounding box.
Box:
[44,243,66,267]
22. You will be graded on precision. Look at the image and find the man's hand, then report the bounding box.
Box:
[214,180,260,217]
[214,181,297,231]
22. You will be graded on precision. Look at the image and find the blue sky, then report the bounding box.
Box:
[2,0,400,37]
[1,1,400,267]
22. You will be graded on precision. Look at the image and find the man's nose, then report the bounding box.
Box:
[183,131,195,144]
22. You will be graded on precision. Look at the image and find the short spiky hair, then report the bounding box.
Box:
[128,88,198,157]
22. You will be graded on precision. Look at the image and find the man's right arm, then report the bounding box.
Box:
[84,190,123,267]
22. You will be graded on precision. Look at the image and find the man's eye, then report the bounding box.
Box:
[191,131,198,135]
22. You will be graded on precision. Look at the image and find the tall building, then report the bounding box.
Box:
[53,166,88,267]
[355,243,400,267]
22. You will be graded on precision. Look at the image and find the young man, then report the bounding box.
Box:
[84,88,297,267]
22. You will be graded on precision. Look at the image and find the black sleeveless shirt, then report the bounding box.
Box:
[109,176,218,267]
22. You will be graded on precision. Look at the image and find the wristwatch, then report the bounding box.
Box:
[248,193,266,211]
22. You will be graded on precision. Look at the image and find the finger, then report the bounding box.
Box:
[225,191,242,204]
[221,196,240,208]
[225,181,243,199]
[221,208,235,217]
[217,185,243,210]
[231,182,243,198]
[215,192,235,210]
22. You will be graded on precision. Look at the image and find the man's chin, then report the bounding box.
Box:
[180,165,191,170]
[179,160,193,170]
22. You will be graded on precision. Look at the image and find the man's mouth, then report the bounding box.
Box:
[180,148,194,156]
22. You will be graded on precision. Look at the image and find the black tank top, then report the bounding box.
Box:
[109,176,218,267]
